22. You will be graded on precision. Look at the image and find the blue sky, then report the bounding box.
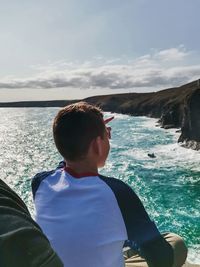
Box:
[0,0,200,101]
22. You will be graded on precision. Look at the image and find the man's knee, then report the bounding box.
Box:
[124,233,187,267]
[163,233,188,267]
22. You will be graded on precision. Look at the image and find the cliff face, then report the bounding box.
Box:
[0,80,199,149]
[85,80,200,149]
[178,88,200,149]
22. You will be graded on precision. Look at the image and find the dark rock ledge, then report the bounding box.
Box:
[0,80,200,150]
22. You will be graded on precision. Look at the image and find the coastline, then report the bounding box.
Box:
[0,80,200,149]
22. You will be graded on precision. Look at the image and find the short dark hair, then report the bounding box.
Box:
[53,102,105,161]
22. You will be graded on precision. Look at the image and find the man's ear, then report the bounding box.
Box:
[92,136,103,156]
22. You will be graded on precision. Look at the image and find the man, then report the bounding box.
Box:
[0,179,63,267]
[32,102,187,267]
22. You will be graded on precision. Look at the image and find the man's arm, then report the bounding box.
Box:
[99,175,173,267]
[0,179,63,267]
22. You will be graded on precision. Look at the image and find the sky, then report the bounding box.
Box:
[0,0,200,101]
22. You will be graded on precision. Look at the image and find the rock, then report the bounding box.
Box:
[163,124,176,129]
[160,107,179,128]
[147,153,156,158]
[180,140,200,150]
[178,88,200,148]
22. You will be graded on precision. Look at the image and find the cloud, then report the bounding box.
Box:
[154,46,190,61]
[0,46,199,91]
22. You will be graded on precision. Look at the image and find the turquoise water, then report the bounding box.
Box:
[0,108,199,263]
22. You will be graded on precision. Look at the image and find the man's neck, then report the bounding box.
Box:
[65,159,98,175]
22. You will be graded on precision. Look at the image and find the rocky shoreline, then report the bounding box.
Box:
[85,80,200,150]
[0,80,200,149]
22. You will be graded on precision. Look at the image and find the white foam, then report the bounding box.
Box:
[104,112,133,121]
[188,245,200,264]
[153,143,200,171]
[140,117,159,128]
[123,134,200,170]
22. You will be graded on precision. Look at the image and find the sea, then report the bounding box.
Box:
[0,107,199,264]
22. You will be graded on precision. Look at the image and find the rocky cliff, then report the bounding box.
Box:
[84,80,200,149]
[0,80,200,149]
[178,86,200,149]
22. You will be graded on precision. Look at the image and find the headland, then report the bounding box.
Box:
[0,80,200,149]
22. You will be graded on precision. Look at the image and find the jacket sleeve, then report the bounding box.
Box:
[0,179,63,267]
[31,161,65,199]
[99,175,173,267]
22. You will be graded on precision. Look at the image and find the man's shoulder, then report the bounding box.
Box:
[99,174,133,195]
[31,161,65,198]
[31,170,55,198]
[98,174,146,219]
[98,174,142,211]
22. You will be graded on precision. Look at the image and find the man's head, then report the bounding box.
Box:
[53,102,111,167]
